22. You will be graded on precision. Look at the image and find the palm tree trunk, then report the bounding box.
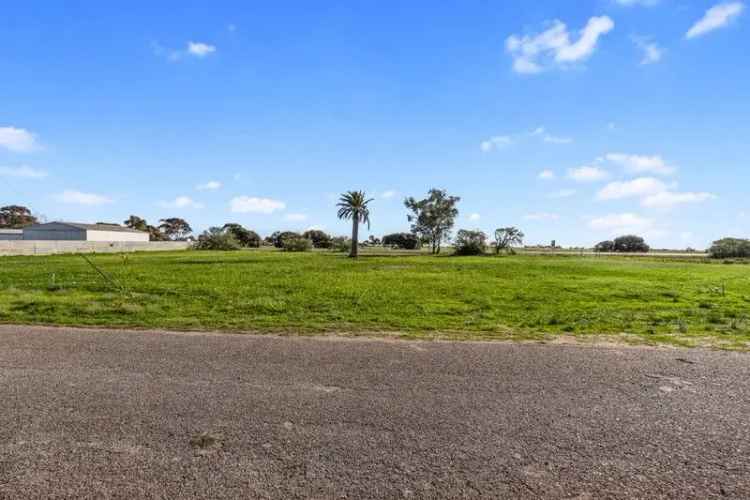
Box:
[350,218,359,258]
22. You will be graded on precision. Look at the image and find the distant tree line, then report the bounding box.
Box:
[19,197,750,260]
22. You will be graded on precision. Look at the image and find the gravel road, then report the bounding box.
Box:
[0,325,748,499]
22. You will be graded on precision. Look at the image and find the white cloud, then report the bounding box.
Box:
[589,213,654,233]
[468,213,481,221]
[187,41,216,57]
[549,189,577,199]
[0,127,37,152]
[641,191,716,208]
[160,196,204,209]
[524,212,560,221]
[532,127,572,144]
[538,169,556,180]
[605,153,676,175]
[285,213,308,222]
[153,41,216,61]
[567,165,609,182]
[381,190,398,199]
[632,36,664,64]
[596,177,668,200]
[506,16,614,74]
[56,190,112,206]
[480,135,512,152]
[196,180,222,191]
[0,165,47,179]
[686,2,744,39]
[230,196,286,214]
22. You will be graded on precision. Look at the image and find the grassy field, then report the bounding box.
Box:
[1,249,749,348]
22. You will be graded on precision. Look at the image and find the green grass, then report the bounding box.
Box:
[1,249,749,349]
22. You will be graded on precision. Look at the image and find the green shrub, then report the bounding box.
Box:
[330,236,352,252]
[613,235,649,253]
[282,236,313,252]
[222,224,261,247]
[708,238,750,259]
[453,229,487,256]
[594,240,615,252]
[194,227,241,251]
[266,231,301,248]
[302,229,333,248]
[382,232,420,250]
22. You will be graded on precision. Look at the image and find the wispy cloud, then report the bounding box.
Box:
[196,180,222,191]
[631,36,664,64]
[0,165,47,179]
[468,213,481,221]
[641,191,716,208]
[159,196,204,209]
[605,153,676,175]
[596,177,668,201]
[153,41,217,61]
[480,135,512,152]
[567,165,609,182]
[596,177,715,209]
[381,190,398,199]
[549,189,577,199]
[531,127,572,144]
[230,196,286,214]
[538,169,556,180]
[187,42,216,57]
[506,16,614,74]
[56,190,112,206]
[0,126,37,153]
[686,2,744,39]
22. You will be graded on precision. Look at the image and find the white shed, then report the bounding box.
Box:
[22,222,150,242]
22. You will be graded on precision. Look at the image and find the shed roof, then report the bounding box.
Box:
[26,222,147,234]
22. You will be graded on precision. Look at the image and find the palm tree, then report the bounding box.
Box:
[337,191,373,258]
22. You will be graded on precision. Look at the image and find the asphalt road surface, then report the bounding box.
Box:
[1,325,748,499]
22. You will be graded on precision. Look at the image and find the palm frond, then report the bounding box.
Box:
[336,191,373,225]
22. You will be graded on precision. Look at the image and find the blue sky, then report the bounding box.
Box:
[1,0,747,248]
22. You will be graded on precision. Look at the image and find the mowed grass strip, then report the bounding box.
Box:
[1,250,749,348]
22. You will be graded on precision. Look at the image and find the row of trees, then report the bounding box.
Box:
[13,195,748,260]
[123,216,192,241]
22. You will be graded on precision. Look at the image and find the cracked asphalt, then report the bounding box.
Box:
[1,325,749,499]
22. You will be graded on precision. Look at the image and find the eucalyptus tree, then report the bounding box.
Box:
[123,215,148,231]
[158,218,193,241]
[404,189,460,254]
[0,205,37,228]
[494,227,524,253]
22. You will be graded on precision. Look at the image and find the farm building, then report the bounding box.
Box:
[0,229,23,240]
[22,222,149,242]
